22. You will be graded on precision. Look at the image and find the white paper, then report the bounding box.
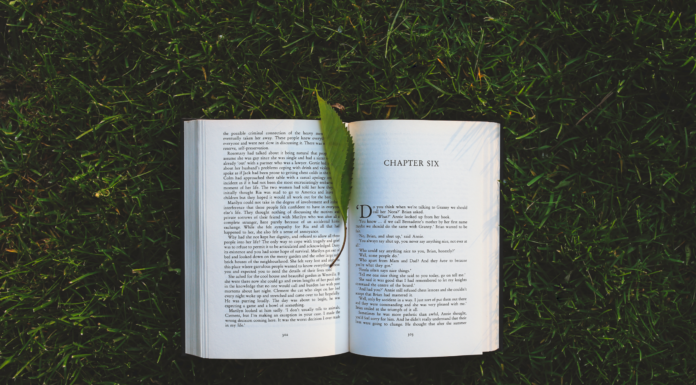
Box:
[200,120,349,359]
[347,120,499,357]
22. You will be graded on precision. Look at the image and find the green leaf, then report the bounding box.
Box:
[317,94,354,223]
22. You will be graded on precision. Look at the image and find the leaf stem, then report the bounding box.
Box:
[329,222,347,268]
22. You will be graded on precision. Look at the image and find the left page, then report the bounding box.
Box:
[187,120,349,359]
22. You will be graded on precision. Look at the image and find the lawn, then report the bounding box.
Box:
[1,0,695,383]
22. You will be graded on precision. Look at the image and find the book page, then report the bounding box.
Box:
[347,120,499,357]
[192,120,349,359]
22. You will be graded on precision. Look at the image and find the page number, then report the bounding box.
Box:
[282,333,288,337]
[408,333,414,337]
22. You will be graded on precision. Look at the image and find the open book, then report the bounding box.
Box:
[181,119,500,359]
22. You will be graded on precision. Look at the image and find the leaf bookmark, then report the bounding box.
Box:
[316,94,354,268]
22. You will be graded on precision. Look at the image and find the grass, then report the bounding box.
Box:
[1,0,695,383]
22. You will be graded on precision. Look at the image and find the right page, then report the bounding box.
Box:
[348,120,500,357]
